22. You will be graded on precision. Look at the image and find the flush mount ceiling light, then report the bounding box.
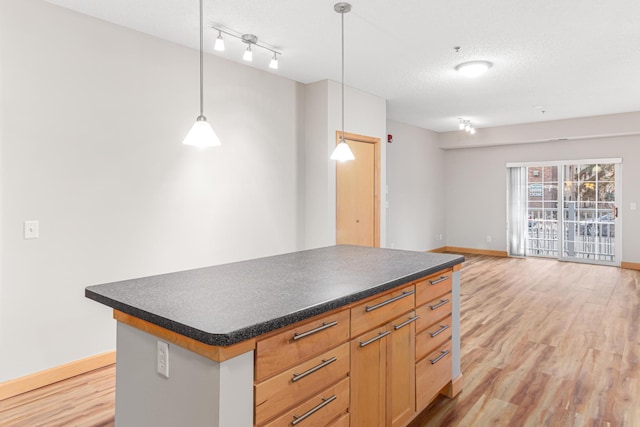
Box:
[455,60,492,78]
[212,26,281,69]
[330,2,355,162]
[183,0,221,148]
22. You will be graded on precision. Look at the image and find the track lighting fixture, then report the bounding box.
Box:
[458,119,476,135]
[212,26,282,70]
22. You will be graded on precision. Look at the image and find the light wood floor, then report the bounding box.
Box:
[1,255,638,426]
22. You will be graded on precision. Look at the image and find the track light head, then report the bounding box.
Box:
[214,31,225,51]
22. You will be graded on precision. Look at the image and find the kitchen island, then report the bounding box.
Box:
[86,245,464,427]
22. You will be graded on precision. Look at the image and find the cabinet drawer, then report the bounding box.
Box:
[416,315,452,361]
[329,413,349,427]
[416,340,452,412]
[261,377,350,427]
[256,309,350,381]
[415,269,452,307]
[351,285,415,337]
[415,292,452,333]
[255,342,350,425]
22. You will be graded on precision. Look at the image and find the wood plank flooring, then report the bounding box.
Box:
[1,254,638,426]
[0,364,114,426]
[410,254,640,427]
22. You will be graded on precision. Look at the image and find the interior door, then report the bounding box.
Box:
[336,136,379,246]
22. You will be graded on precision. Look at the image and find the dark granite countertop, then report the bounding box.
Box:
[85,245,464,346]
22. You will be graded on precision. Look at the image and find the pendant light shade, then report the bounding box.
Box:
[330,2,354,162]
[184,115,221,148]
[330,140,355,161]
[183,0,221,148]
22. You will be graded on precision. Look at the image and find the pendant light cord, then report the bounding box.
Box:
[341,11,345,142]
[199,0,204,118]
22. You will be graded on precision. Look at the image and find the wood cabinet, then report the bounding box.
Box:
[254,267,460,427]
[349,284,417,427]
[254,310,350,426]
[414,269,454,413]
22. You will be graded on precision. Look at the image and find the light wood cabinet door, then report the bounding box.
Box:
[387,311,417,427]
[350,325,388,427]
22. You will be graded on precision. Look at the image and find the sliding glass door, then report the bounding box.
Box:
[510,159,621,266]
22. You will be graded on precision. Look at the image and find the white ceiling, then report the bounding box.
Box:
[45,0,640,132]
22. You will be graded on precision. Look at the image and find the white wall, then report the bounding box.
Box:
[304,80,387,249]
[0,0,305,382]
[443,130,640,263]
[386,120,445,251]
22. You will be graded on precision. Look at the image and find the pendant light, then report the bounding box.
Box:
[183,0,221,148]
[330,2,355,162]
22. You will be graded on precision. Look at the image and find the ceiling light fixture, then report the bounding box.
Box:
[330,2,355,162]
[455,60,492,78]
[269,53,279,70]
[243,44,253,62]
[212,26,282,70]
[183,0,221,148]
[214,30,225,51]
[458,119,476,135]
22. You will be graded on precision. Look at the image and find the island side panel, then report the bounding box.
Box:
[445,266,463,398]
[115,323,253,427]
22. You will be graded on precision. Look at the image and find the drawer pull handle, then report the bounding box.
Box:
[393,315,420,330]
[291,395,337,425]
[430,349,451,365]
[365,290,415,312]
[292,321,338,341]
[429,324,450,338]
[359,330,391,347]
[429,299,450,310]
[292,357,337,383]
[429,275,450,285]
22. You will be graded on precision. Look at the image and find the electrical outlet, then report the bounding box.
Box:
[486,235,492,243]
[157,341,169,378]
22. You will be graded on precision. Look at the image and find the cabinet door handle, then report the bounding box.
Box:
[359,330,391,347]
[365,290,415,312]
[429,324,450,338]
[292,357,337,383]
[393,315,420,330]
[429,275,449,285]
[429,299,450,310]
[430,349,450,365]
[292,321,338,341]
[292,395,337,425]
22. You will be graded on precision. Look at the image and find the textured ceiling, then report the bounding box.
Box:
[45,0,640,132]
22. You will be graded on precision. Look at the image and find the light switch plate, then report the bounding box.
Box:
[24,221,39,239]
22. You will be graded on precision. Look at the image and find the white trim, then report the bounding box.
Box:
[506,158,622,168]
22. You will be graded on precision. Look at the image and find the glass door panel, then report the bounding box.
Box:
[560,163,617,264]
[526,166,558,257]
